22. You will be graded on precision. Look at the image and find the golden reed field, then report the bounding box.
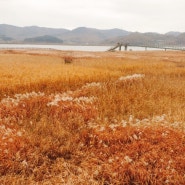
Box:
[0,49,185,184]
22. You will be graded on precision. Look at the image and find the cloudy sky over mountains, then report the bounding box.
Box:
[1,0,185,33]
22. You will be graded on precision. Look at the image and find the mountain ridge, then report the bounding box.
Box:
[0,24,184,46]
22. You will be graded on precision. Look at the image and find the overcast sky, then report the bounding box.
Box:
[1,0,185,33]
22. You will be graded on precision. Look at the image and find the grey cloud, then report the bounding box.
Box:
[0,0,185,33]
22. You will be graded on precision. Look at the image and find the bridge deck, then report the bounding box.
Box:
[108,43,185,51]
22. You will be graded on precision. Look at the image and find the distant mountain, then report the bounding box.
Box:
[165,31,181,36]
[102,32,185,46]
[0,24,130,45]
[58,27,130,45]
[0,35,14,42]
[0,24,185,46]
[24,35,63,44]
[0,24,69,41]
[176,33,185,44]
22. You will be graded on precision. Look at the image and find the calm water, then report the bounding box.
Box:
[0,44,164,51]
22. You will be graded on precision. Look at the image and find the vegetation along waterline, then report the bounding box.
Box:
[0,49,185,184]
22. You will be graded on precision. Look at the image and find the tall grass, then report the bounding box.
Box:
[0,50,185,184]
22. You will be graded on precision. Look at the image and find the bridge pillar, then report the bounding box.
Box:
[119,44,122,51]
[124,44,128,51]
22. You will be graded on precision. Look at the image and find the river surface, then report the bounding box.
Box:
[0,44,165,51]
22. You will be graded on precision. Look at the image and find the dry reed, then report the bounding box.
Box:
[0,49,184,184]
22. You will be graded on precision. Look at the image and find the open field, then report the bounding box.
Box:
[0,49,185,184]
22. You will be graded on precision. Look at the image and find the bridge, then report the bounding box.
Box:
[108,42,185,51]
